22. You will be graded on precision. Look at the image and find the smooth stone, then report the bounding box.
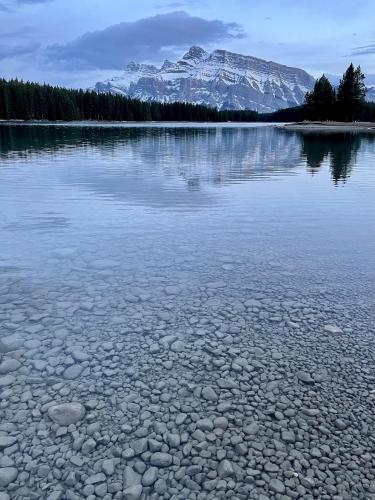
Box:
[244,299,262,307]
[244,422,259,435]
[271,351,283,360]
[0,335,23,353]
[166,433,180,448]
[0,467,18,487]
[63,364,83,380]
[102,459,115,476]
[170,340,185,352]
[131,438,148,455]
[0,436,17,450]
[164,285,181,295]
[86,422,100,435]
[269,478,286,494]
[149,452,173,467]
[214,416,229,430]
[301,476,315,488]
[123,466,141,488]
[0,359,21,375]
[154,478,167,494]
[48,402,86,425]
[335,418,348,430]
[81,438,96,454]
[24,339,41,349]
[142,467,158,486]
[296,370,314,384]
[31,359,47,371]
[70,456,84,467]
[282,430,296,443]
[201,386,218,402]
[196,418,214,431]
[217,459,235,478]
[265,462,279,473]
[324,324,343,334]
[0,375,15,387]
[85,472,106,484]
[69,348,90,362]
[176,413,187,425]
[123,485,142,500]
[149,343,160,354]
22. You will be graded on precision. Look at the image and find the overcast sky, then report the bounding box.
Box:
[1,0,374,87]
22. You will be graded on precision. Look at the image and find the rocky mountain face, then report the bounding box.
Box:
[366,86,375,102]
[94,46,316,112]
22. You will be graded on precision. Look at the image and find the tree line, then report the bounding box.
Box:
[0,78,259,122]
[0,64,374,123]
[304,63,373,121]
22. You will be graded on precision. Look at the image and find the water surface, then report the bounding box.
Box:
[0,123,375,499]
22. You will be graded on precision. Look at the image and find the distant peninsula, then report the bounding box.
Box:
[280,121,375,133]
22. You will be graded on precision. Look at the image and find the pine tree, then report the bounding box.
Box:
[336,64,366,121]
[304,75,336,121]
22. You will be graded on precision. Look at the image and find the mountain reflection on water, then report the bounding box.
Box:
[1,124,374,187]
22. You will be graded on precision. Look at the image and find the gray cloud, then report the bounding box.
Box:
[45,11,244,70]
[0,0,51,11]
[156,0,203,7]
[13,0,51,3]
[0,42,40,60]
[0,26,36,39]
[350,42,375,56]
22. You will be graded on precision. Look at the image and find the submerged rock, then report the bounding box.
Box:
[63,364,84,379]
[324,324,343,334]
[0,359,21,374]
[297,370,314,384]
[0,467,18,487]
[201,386,218,401]
[0,436,17,449]
[149,452,173,467]
[48,402,86,425]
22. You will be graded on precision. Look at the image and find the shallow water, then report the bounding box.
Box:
[0,123,375,499]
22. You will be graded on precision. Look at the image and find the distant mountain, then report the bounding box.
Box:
[94,46,315,112]
[366,85,375,102]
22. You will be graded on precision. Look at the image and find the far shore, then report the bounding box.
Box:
[0,119,374,132]
[279,121,375,133]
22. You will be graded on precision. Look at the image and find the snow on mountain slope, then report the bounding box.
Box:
[94,46,315,112]
[366,85,375,102]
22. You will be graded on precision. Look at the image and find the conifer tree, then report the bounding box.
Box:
[336,64,366,121]
[304,75,336,121]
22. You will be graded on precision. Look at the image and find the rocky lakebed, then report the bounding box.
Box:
[1,265,374,500]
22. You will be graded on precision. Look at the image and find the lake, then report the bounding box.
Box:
[0,123,375,499]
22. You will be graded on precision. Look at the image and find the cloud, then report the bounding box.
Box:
[45,11,244,70]
[350,42,375,56]
[0,26,36,39]
[0,42,40,60]
[10,0,51,3]
[0,0,51,10]
[156,0,202,7]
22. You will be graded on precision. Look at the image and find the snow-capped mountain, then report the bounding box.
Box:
[366,85,375,102]
[94,46,315,112]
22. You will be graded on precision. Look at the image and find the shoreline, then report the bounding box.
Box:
[0,120,274,129]
[1,119,375,132]
[279,121,375,133]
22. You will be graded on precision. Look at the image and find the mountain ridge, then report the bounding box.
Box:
[94,46,316,112]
